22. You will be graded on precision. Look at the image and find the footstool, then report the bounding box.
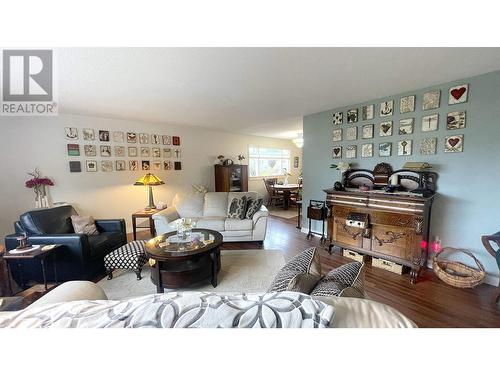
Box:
[104,240,148,280]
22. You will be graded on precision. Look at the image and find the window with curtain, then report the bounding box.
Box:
[248,146,291,177]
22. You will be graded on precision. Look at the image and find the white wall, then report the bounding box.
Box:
[0,113,302,238]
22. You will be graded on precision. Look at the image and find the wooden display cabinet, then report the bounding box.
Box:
[214,164,248,192]
[325,163,437,284]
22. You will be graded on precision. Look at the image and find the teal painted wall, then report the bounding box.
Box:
[302,70,500,285]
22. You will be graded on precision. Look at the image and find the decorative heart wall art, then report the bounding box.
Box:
[444,135,464,153]
[332,146,342,158]
[379,121,393,136]
[448,84,468,105]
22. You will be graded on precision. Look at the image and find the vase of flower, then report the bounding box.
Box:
[26,168,54,209]
[330,161,351,187]
[282,168,292,185]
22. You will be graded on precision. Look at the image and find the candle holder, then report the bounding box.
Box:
[16,233,30,250]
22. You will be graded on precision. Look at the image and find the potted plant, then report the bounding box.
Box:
[282,168,292,185]
[330,161,350,187]
[26,168,54,208]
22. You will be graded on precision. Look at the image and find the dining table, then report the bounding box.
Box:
[272,183,300,210]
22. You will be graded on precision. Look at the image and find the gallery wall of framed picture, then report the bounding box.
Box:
[64,128,183,173]
[330,82,469,160]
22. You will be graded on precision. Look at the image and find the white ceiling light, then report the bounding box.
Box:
[292,134,304,148]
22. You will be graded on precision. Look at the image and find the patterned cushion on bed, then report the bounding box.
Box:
[267,247,321,293]
[311,261,366,298]
[0,292,335,328]
[245,198,263,219]
[227,196,248,219]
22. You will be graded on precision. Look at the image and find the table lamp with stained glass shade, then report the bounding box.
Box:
[134,173,165,211]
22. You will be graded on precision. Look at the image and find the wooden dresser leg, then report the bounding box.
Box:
[410,267,419,284]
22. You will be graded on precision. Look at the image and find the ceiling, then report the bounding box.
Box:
[56,48,500,139]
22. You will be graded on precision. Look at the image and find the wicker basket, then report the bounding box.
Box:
[433,247,486,288]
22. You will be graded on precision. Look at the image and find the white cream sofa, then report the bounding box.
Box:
[152,192,269,242]
[0,281,416,328]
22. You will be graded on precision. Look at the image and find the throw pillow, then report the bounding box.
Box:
[245,197,263,219]
[227,196,247,219]
[310,261,366,298]
[71,215,99,235]
[267,247,322,293]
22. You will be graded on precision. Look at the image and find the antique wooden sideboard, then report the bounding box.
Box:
[324,163,437,284]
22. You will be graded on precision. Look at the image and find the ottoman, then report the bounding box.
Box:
[104,240,148,280]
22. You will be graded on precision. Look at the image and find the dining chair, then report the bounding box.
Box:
[263,178,284,207]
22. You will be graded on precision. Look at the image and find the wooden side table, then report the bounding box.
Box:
[3,244,62,293]
[132,208,166,240]
[0,245,12,296]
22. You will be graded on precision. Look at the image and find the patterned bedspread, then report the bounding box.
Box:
[0,291,335,328]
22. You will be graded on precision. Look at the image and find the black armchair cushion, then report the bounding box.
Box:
[20,205,77,235]
[88,232,126,259]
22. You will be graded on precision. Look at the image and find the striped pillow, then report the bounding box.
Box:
[267,247,321,293]
[311,262,366,298]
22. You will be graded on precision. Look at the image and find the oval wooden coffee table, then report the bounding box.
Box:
[145,229,223,292]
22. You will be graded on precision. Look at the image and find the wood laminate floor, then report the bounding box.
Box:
[7,217,498,327]
[221,216,500,328]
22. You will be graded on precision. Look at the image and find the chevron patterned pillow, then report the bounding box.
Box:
[267,247,321,293]
[311,261,366,298]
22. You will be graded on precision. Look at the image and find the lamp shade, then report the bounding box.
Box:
[134,173,165,186]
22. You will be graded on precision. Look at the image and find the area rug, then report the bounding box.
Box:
[268,207,299,219]
[97,250,286,300]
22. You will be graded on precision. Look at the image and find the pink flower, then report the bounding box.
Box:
[25,176,54,189]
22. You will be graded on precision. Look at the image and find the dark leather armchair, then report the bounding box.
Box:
[4,205,126,284]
